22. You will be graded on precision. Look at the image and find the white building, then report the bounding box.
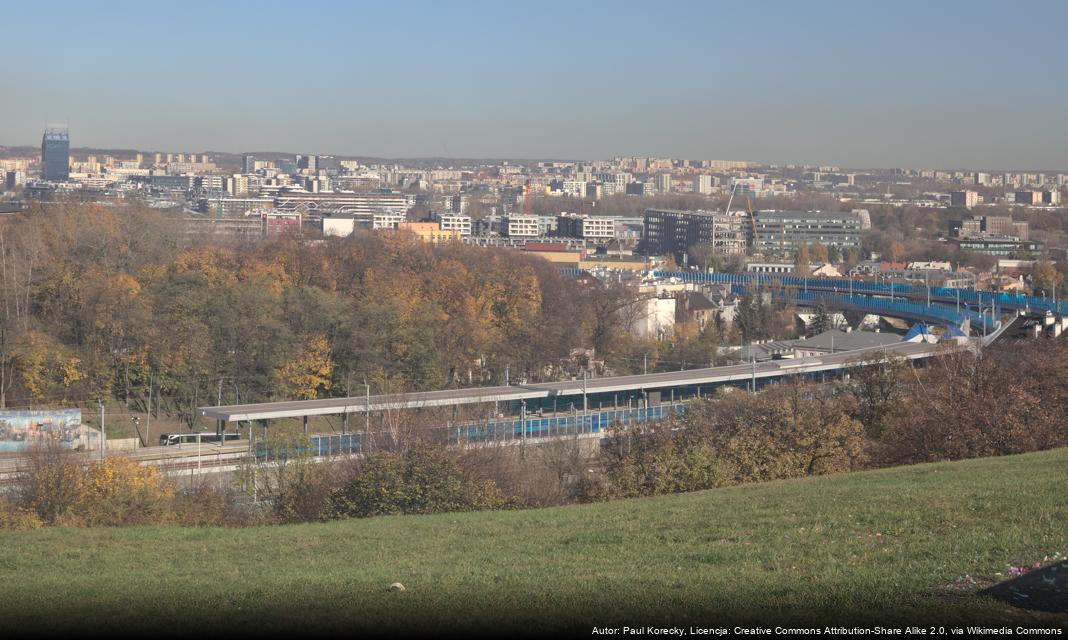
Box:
[631,295,676,339]
[694,174,714,195]
[556,213,615,240]
[373,212,405,229]
[322,216,358,237]
[437,214,472,236]
[561,180,587,197]
[503,214,539,237]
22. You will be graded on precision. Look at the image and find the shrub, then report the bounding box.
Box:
[0,495,42,530]
[171,482,260,528]
[237,434,342,524]
[15,438,90,525]
[76,457,174,526]
[879,343,1068,464]
[601,382,869,498]
[331,445,505,518]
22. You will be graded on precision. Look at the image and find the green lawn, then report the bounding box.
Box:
[2,449,1067,634]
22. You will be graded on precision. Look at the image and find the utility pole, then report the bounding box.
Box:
[98,400,105,461]
[364,380,370,434]
[750,354,756,395]
[582,370,588,430]
[643,353,647,375]
[504,365,509,386]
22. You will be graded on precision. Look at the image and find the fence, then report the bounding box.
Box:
[255,404,690,460]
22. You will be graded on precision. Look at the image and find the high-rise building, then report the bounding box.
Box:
[243,154,256,174]
[226,175,249,196]
[5,170,25,190]
[40,127,70,181]
[1015,190,1042,205]
[655,173,672,194]
[694,174,714,195]
[297,154,317,172]
[950,190,978,208]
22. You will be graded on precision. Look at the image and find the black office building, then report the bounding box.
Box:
[41,128,70,181]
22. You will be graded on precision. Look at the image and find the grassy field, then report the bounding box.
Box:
[1,449,1066,634]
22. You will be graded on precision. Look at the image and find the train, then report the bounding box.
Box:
[159,432,240,446]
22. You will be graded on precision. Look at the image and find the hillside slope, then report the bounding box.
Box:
[1,449,1066,633]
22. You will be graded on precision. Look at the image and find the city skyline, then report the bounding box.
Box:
[1,0,1067,168]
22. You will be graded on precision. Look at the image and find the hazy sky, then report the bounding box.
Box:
[2,0,1066,168]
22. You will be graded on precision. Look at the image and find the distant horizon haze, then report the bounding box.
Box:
[4,142,1068,174]
[1,0,1066,169]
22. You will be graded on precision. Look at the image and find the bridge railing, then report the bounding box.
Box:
[643,270,1065,315]
[731,285,997,333]
[563,268,1008,331]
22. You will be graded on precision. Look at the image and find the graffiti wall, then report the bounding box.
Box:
[0,409,83,452]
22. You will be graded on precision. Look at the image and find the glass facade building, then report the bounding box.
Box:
[41,128,70,181]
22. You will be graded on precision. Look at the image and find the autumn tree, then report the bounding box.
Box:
[810,242,829,263]
[1031,260,1062,297]
[274,334,333,400]
[793,242,811,274]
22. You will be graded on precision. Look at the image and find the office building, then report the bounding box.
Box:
[751,210,862,255]
[950,237,1042,257]
[41,127,70,181]
[982,216,1016,236]
[643,208,749,262]
[273,191,409,217]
